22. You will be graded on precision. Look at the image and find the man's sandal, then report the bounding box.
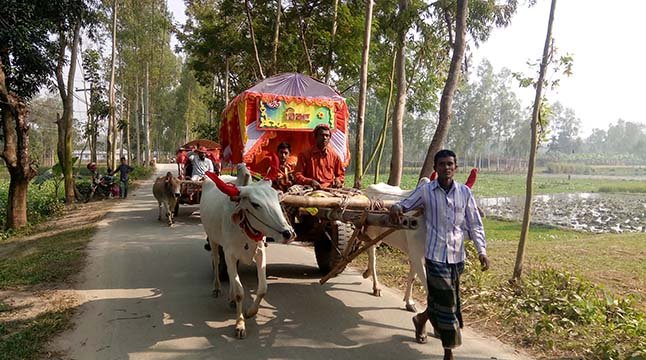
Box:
[412,315,427,344]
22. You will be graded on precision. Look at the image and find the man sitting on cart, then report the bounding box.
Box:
[267,142,296,192]
[294,124,345,190]
[188,146,216,181]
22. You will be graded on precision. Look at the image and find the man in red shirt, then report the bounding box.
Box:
[294,124,345,189]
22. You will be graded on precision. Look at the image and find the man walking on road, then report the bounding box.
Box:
[390,149,490,360]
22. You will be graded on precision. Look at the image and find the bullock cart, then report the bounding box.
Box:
[219,73,417,277]
[279,188,419,281]
[173,139,221,214]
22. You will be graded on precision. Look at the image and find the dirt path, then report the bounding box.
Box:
[51,164,531,360]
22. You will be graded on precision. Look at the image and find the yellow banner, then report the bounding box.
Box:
[257,100,335,131]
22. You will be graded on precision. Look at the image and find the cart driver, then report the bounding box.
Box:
[294,124,345,190]
[188,146,215,181]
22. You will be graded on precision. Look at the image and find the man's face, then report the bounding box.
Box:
[315,129,331,149]
[433,156,457,181]
[278,148,290,164]
[120,159,126,165]
[198,152,206,160]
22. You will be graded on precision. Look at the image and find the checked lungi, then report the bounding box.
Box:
[425,259,465,349]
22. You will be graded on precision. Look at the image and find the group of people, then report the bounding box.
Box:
[86,157,135,199]
[262,124,489,360]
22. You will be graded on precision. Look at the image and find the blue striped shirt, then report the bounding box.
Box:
[398,179,486,264]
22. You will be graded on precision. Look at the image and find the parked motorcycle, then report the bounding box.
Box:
[85,174,119,203]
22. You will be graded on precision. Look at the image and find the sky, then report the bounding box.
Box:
[165,0,645,137]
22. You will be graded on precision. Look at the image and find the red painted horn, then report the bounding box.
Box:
[430,171,437,181]
[205,171,240,197]
[465,168,478,189]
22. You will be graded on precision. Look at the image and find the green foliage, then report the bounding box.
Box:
[0,181,64,233]
[545,162,593,175]
[463,263,646,359]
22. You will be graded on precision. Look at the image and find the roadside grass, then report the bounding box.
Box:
[353,218,646,359]
[0,227,96,287]
[0,309,72,360]
[0,226,96,360]
[353,171,646,196]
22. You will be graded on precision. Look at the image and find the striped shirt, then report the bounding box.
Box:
[398,179,486,264]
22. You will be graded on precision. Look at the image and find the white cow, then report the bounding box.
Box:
[362,179,429,312]
[200,165,295,339]
[362,169,479,312]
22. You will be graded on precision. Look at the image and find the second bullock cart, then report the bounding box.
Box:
[219,73,417,280]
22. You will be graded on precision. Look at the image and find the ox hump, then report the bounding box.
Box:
[364,182,413,200]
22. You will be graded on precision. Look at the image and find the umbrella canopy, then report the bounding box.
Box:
[220,73,350,175]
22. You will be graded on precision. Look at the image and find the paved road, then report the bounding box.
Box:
[52,164,531,360]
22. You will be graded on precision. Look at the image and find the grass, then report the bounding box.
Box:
[352,171,646,196]
[0,309,72,360]
[0,227,97,359]
[352,219,646,358]
[0,227,96,287]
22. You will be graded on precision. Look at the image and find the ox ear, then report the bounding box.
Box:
[205,171,241,197]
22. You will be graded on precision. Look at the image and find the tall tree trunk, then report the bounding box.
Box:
[245,0,265,79]
[144,62,151,165]
[419,0,468,179]
[107,0,118,171]
[224,57,230,104]
[387,0,409,186]
[135,80,141,166]
[513,0,557,282]
[126,100,131,163]
[55,24,81,205]
[271,0,282,75]
[353,0,374,189]
[324,0,340,83]
[293,1,314,76]
[366,52,397,184]
[0,64,37,229]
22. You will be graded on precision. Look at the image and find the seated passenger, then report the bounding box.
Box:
[267,142,296,192]
[188,146,215,181]
[294,124,345,190]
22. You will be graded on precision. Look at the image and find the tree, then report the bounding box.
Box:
[419,0,468,179]
[512,0,573,281]
[107,0,118,170]
[353,0,374,188]
[1,1,67,228]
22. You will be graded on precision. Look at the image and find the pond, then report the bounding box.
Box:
[479,193,646,233]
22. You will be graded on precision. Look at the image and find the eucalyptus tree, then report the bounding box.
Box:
[82,49,110,163]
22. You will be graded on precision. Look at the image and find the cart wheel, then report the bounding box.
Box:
[314,221,353,275]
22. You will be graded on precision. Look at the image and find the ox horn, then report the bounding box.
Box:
[205,171,241,197]
[465,168,478,189]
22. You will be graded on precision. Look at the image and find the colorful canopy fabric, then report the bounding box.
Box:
[220,73,350,176]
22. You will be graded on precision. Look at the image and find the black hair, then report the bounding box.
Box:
[313,124,331,136]
[120,157,126,161]
[277,142,291,152]
[434,149,457,166]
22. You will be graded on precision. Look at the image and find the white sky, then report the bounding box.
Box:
[165,0,645,137]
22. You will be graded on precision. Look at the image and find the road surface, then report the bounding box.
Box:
[52,164,531,360]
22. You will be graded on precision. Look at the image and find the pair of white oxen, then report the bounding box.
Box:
[200,165,428,339]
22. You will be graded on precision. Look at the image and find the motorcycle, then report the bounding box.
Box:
[85,174,119,202]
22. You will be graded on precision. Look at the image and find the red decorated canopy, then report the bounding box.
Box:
[220,73,350,176]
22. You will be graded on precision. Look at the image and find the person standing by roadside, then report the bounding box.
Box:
[390,149,489,360]
[111,157,135,198]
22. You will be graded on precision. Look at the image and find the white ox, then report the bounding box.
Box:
[362,169,478,312]
[200,166,295,339]
[152,172,182,226]
[362,180,429,312]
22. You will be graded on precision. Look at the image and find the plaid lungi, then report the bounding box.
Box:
[425,259,465,349]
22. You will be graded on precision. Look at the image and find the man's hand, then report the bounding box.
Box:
[332,178,342,188]
[479,254,490,271]
[389,204,403,224]
[310,180,321,190]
